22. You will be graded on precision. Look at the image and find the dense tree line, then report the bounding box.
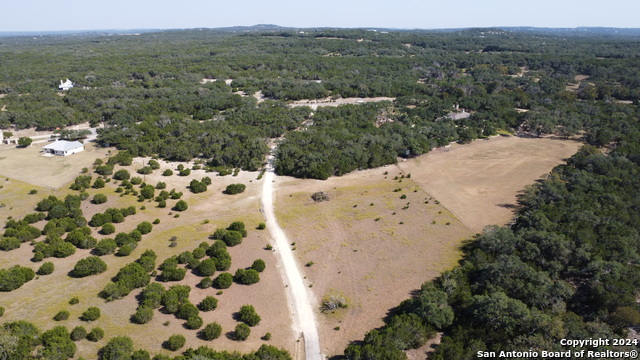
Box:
[344,141,640,358]
[1,29,639,177]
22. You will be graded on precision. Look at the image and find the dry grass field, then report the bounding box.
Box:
[0,142,108,189]
[399,136,582,232]
[0,160,298,358]
[274,169,473,356]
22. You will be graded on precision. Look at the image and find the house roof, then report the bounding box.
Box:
[43,140,84,151]
[447,111,471,120]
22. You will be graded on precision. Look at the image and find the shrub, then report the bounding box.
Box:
[0,237,21,251]
[32,251,45,262]
[18,137,33,147]
[186,315,203,329]
[173,200,188,212]
[140,185,155,200]
[234,323,251,341]
[0,265,36,291]
[136,221,153,235]
[101,223,116,235]
[96,165,114,176]
[224,183,246,195]
[257,222,266,230]
[86,327,104,342]
[160,266,186,282]
[94,238,117,255]
[164,334,186,351]
[176,303,199,320]
[189,179,207,193]
[93,178,106,189]
[262,332,272,340]
[251,259,266,272]
[99,336,133,359]
[131,306,154,324]
[72,256,107,277]
[199,296,218,312]
[155,181,166,189]
[198,277,213,289]
[234,269,260,285]
[137,166,153,175]
[178,168,191,176]
[92,194,108,204]
[36,261,55,275]
[81,307,101,321]
[199,322,222,340]
[162,169,173,176]
[197,258,217,277]
[238,304,261,326]
[213,272,233,289]
[53,310,70,321]
[222,230,243,246]
[113,169,131,181]
[132,350,151,360]
[192,247,206,259]
[71,326,87,341]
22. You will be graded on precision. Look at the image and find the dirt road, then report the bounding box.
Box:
[262,153,323,360]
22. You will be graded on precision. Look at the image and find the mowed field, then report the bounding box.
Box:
[0,142,108,190]
[0,160,298,358]
[274,169,473,356]
[399,136,583,232]
[275,135,581,356]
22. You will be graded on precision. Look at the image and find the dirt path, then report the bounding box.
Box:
[262,152,323,360]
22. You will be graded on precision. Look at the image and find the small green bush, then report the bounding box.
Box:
[81,307,101,321]
[234,323,250,341]
[164,334,186,351]
[86,327,104,342]
[37,261,55,275]
[199,322,222,340]
[53,310,70,321]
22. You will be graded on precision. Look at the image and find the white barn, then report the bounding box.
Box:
[42,140,84,156]
[59,79,74,91]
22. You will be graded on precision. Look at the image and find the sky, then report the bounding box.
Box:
[2,0,639,32]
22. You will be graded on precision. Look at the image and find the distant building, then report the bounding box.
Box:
[446,111,471,121]
[58,79,74,91]
[42,140,84,156]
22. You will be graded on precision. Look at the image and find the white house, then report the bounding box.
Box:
[58,79,74,91]
[42,140,84,156]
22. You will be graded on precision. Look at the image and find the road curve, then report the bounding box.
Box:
[262,154,323,360]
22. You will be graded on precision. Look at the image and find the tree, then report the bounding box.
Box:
[101,223,116,235]
[17,137,32,148]
[252,259,266,272]
[140,185,155,200]
[234,323,251,341]
[92,193,108,204]
[173,200,188,211]
[131,306,154,324]
[213,272,233,289]
[234,269,260,285]
[176,303,199,320]
[70,326,87,341]
[199,322,222,340]
[224,183,246,194]
[37,262,54,275]
[53,310,70,321]
[222,230,243,246]
[94,238,117,255]
[86,327,104,342]
[136,221,153,235]
[113,169,131,180]
[186,315,203,329]
[72,256,107,277]
[199,296,218,312]
[164,334,186,351]
[252,345,293,360]
[81,306,101,321]
[197,258,217,276]
[238,304,261,326]
[189,179,207,193]
[99,336,133,359]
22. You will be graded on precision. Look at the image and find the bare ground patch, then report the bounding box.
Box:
[0,142,110,189]
[274,169,472,356]
[288,97,395,110]
[399,136,582,233]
